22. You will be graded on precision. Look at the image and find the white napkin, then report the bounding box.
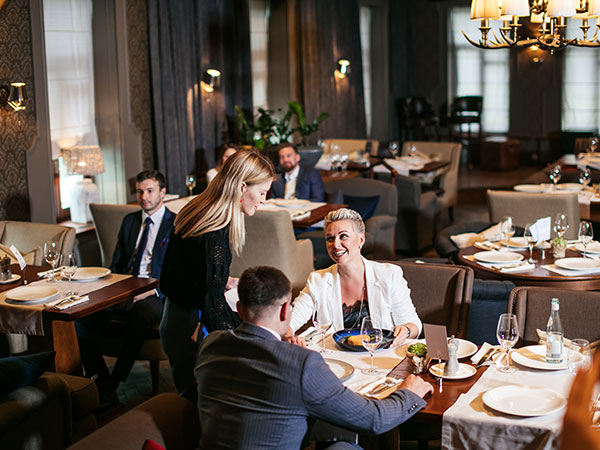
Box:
[43,295,89,311]
[358,377,403,400]
[37,266,67,278]
[291,210,311,221]
[470,342,499,364]
[450,223,502,249]
[225,288,238,312]
[473,241,501,251]
[496,262,535,273]
[541,264,600,276]
[530,216,551,242]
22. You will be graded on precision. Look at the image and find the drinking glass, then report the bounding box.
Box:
[389,141,399,158]
[361,316,383,374]
[578,221,594,257]
[43,241,59,282]
[567,338,591,375]
[496,313,519,373]
[523,223,536,264]
[408,145,418,157]
[500,216,515,251]
[312,307,332,354]
[580,167,592,188]
[185,175,197,196]
[60,253,78,296]
[553,213,569,239]
[589,137,599,154]
[549,165,561,189]
[340,154,349,171]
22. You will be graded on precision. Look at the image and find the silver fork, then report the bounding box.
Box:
[53,295,78,308]
[368,379,399,396]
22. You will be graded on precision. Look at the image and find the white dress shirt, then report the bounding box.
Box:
[134,205,166,278]
[290,257,422,334]
[283,165,300,200]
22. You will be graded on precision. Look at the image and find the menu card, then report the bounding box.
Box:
[424,323,449,361]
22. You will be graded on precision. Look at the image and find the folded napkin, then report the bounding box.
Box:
[43,295,89,311]
[473,241,501,251]
[541,264,600,276]
[450,223,502,249]
[37,266,67,278]
[291,210,311,221]
[359,377,403,400]
[470,342,501,365]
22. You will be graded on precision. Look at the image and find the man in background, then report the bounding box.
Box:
[270,143,325,202]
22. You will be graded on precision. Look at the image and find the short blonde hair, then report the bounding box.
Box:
[324,208,365,236]
[175,149,275,254]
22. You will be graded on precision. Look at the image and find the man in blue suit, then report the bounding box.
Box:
[270,143,325,202]
[195,266,433,449]
[77,170,175,407]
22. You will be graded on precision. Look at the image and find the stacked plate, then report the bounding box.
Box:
[573,241,600,255]
[483,385,566,417]
[473,251,523,265]
[554,258,600,271]
[5,285,60,304]
[556,183,584,192]
[513,184,548,193]
[509,345,583,370]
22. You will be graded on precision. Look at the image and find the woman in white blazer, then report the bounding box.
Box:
[287,208,421,348]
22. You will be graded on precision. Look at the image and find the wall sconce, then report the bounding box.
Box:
[201,69,221,93]
[530,44,544,65]
[334,59,351,79]
[0,82,27,111]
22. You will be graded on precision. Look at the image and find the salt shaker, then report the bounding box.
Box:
[444,337,459,377]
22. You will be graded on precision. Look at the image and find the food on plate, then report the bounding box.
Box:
[346,334,368,346]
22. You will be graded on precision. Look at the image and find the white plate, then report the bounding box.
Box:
[271,199,310,208]
[574,242,600,254]
[0,274,21,284]
[556,183,584,191]
[513,184,547,193]
[511,345,581,370]
[429,362,476,380]
[6,285,60,303]
[473,251,523,265]
[554,257,600,271]
[71,267,111,281]
[405,338,477,359]
[508,237,529,249]
[483,385,566,417]
[324,358,354,382]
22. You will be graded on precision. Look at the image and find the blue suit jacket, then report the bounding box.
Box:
[194,322,426,450]
[110,207,176,298]
[270,166,325,202]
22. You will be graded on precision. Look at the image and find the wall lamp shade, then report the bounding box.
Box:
[470,0,500,19]
[334,59,351,79]
[60,145,105,176]
[201,69,221,93]
[0,82,26,111]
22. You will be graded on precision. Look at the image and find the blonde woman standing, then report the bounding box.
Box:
[160,149,275,402]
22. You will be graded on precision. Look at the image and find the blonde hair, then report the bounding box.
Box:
[324,208,365,236]
[174,149,275,254]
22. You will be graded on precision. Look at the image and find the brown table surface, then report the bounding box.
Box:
[1,264,158,373]
[458,246,600,290]
[292,203,347,229]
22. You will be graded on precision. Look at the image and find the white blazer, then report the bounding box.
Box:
[290,257,422,334]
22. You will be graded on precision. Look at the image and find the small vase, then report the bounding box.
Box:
[552,242,566,258]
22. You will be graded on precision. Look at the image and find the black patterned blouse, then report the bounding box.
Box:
[160,226,241,332]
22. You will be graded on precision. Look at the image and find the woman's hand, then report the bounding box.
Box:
[391,325,410,348]
[226,276,239,290]
[283,328,306,347]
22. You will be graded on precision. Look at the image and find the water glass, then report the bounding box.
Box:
[496,313,519,373]
[185,174,197,196]
[361,316,383,374]
[589,137,599,154]
[553,213,569,239]
[43,241,59,282]
[578,221,594,257]
[567,338,591,375]
[523,223,536,264]
[312,307,332,354]
[501,216,515,251]
[389,141,399,158]
[60,253,78,296]
[408,145,417,157]
[549,165,561,189]
[580,167,592,188]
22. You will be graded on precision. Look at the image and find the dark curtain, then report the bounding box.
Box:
[295,0,366,141]
[148,0,252,195]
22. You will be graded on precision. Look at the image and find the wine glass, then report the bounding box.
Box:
[389,141,399,158]
[360,316,383,374]
[408,145,417,157]
[589,137,598,154]
[312,307,332,354]
[553,213,569,239]
[549,165,561,189]
[500,216,515,251]
[523,223,537,264]
[580,167,592,188]
[567,339,591,376]
[496,313,519,373]
[43,241,59,282]
[578,221,594,258]
[185,174,197,197]
[60,253,78,296]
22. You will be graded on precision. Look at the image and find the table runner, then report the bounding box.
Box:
[0,273,131,335]
[442,362,573,450]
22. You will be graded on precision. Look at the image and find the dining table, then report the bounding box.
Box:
[260,200,347,229]
[458,245,600,290]
[0,264,158,374]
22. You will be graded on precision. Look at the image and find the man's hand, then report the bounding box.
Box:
[226,277,239,290]
[399,374,434,398]
[133,290,156,303]
[283,328,306,347]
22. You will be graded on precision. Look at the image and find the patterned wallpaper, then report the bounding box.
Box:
[0,0,35,221]
[126,0,154,170]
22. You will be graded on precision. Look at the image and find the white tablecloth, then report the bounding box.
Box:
[442,361,574,450]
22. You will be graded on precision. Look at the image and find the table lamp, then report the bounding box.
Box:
[60,145,105,223]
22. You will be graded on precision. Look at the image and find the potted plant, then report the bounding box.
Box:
[552,237,567,258]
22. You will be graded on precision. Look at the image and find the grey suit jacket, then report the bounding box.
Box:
[194,322,426,449]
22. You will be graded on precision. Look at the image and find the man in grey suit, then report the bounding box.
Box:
[194,266,433,449]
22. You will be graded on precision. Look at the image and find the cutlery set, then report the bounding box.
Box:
[490,262,527,271]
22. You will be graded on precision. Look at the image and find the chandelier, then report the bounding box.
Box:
[465,0,600,50]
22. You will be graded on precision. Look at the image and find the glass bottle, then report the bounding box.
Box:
[546,298,564,364]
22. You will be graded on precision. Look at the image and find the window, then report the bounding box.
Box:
[249,0,269,112]
[448,7,510,133]
[360,6,372,136]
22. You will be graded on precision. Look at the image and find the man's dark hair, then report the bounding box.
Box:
[136,170,166,190]
[238,266,291,309]
[275,142,298,155]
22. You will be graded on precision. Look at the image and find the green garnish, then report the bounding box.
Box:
[407,343,427,357]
